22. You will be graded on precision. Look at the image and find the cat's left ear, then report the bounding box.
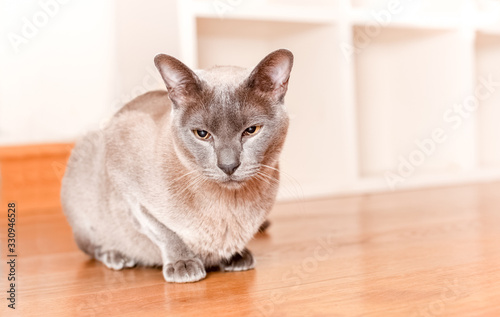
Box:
[246,49,294,103]
[154,54,202,107]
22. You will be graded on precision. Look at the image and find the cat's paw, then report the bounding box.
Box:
[163,258,207,283]
[95,249,137,270]
[258,219,271,233]
[221,248,255,272]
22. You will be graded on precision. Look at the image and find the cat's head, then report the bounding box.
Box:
[154,49,293,188]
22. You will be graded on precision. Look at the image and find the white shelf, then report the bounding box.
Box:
[476,24,500,35]
[279,167,500,201]
[192,0,338,24]
[350,9,465,30]
[355,168,500,194]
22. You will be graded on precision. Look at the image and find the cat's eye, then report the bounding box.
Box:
[193,130,211,140]
[243,125,261,136]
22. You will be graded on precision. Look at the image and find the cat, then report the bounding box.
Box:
[61,49,293,283]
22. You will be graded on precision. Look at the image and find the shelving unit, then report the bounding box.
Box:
[176,0,500,199]
[192,0,339,23]
[476,32,500,169]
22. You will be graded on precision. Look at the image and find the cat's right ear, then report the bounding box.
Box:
[154,54,202,107]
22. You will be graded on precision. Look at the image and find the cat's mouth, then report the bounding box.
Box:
[214,178,244,190]
[203,169,256,188]
[216,174,250,188]
[222,176,246,184]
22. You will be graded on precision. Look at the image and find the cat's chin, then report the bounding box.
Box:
[218,179,246,190]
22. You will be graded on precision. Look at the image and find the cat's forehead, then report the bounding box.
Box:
[195,66,251,90]
[181,66,274,133]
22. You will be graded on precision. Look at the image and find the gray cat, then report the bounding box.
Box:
[61,49,293,282]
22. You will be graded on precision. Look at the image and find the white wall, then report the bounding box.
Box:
[0,0,116,145]
[113,0,180,112]
[0,0,179,145]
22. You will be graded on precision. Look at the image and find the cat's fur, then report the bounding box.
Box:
[61,49,293,283]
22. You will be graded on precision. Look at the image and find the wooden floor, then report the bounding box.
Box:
[2,182,500,316]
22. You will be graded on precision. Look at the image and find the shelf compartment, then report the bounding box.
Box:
[354,27,476,179]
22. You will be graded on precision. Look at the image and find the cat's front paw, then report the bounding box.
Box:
[163,258,206,283]
[95,249,137,270]
[221,248,255,272]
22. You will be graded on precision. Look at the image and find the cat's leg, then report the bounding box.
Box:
[95,249,137,270]
[220,248,255,272]
[132,205,206,283]
[74,233,137,270]
[258,219,271,233]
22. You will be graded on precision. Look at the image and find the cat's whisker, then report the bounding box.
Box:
[174,181,194,198]
[257,170,303,202]
[256,169,279,181]
[178,175,200,190]
[175,174,206,198]
[256,172,289,198]
[171,170,198,183]
[259,164,304,200]
[256,173,282,191]
[190,176,210,199]
[240,170,257,178]
[255,172,274,188]
[259,164,279,172]
[256,171,303,202]
[257,170,306,216]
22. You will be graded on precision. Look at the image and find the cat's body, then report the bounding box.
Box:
[61,50,293,282]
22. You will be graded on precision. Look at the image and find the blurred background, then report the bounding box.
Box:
[1,0,500,212]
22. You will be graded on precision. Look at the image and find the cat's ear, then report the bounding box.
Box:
[154,54,202,106]
[246,49,294,103]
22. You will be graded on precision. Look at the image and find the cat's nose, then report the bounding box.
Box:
[218,162,241,176]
